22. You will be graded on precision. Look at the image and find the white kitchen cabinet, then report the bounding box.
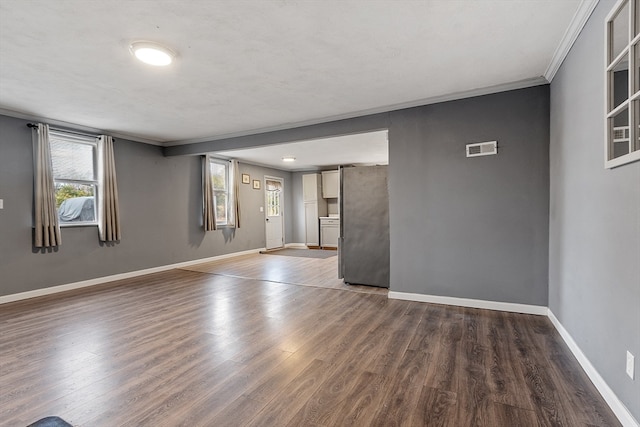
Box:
[321,170,340,198]
[302,174,327,247]
[305,202,320,246]
[320,217,340,248]
[303,173,321,202]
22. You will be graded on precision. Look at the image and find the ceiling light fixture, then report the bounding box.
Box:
[129,41,176,66]
[282,156,296,162]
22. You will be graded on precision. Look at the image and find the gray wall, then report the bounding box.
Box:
[2,86,550,308]
[237,162,295,247]
[389,87,550,305]
[0,114,292,296]
[550,0,640,420]
[170,85,550,306]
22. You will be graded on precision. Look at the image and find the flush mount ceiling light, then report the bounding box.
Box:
[129,41,176,66]
[282,156,296,162]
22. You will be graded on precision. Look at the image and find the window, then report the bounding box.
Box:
[209,158,235,225]
[266,179,282,217]
[49,130,98,225]
[605,0,640,167]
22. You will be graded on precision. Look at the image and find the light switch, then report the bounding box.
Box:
[259,206,264,212]
[0,199,3,209]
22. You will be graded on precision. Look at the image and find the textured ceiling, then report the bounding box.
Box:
[0,0,585,145]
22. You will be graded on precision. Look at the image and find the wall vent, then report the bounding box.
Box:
[466,141,497,158]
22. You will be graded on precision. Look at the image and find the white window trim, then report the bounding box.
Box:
[209,158,232,226]
[49,130,99,227]
[604,0,640,168]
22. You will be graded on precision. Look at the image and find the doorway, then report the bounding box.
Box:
[264,176,285,250]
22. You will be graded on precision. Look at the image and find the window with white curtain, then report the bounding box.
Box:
[49,130,99,225]
[209,158,235,225]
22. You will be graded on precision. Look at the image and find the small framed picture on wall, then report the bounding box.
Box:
[252,180,261,190]
[242,173,250,184]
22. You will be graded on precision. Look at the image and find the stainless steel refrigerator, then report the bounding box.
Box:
[338,165,390,288]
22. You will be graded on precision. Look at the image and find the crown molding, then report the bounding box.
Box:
[0,107,165,146]
[164,77,548,147]
[544,0,599,82]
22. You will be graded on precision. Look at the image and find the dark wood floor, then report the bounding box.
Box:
[0,253,620,426]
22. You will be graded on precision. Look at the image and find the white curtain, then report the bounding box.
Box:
[266,180,282,192]
[32,123,62,248]
[97,135,121,241]
[229,159,241,228]
[202,154,216,231]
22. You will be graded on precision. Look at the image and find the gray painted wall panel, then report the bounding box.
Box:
[550,0,640,419]
[341,165,390,287]
[388,86,550,305]
[0,115,292,296]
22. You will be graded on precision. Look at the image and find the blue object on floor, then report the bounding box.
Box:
[27,416,73,427]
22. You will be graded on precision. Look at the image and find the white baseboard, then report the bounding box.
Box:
[388,291,548,315]
[0,248,265,305]
[547,310,639,427]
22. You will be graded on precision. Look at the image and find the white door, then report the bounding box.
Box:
[265,176,284,250]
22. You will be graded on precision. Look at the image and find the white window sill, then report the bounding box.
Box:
[59,222,98,228]
[215,222,240,229]
[605,150,640,169]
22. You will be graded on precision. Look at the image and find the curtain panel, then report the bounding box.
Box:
[202,154,217,231]
[266,180,282,192]
[230,159,241,228]
[32,123,62,248]
[97,135,121,241]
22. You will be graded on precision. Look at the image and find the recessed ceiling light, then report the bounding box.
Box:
[129,41,176,66]
[282,156,296,162]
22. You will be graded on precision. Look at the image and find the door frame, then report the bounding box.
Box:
[264,175,285,250]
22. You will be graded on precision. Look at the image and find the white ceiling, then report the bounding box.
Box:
[215,130,389,171]
[0,0,590,164]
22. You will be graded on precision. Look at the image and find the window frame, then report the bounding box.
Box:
[209,158,231,226]
[265,178,283,218]
[605,0,640,168]
[49,130,99,227]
